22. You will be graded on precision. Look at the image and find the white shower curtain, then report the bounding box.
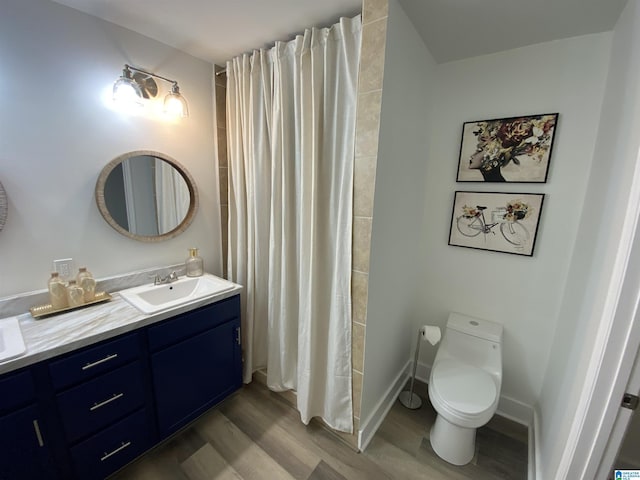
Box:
[226,15,361,433]
[155,159,190,233]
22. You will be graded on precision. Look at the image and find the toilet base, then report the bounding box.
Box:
[429,414,476,466]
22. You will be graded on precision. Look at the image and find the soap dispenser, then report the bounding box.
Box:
[185,248,204,277]
[48,272,68,309]
[76,267,96,302]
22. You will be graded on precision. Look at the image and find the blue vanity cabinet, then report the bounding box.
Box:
[0,370,57,480]
[0,293,241,480]
[149,295,242,438]
[48,331,155,480]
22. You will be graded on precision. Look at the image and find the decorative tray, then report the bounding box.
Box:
[30,292,112,319]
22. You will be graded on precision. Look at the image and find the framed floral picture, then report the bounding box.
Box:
[456,113,558,182]
[448,191,545,256]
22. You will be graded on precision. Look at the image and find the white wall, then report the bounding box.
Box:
[412,33,612,418]
[0,0,220,297]
[537,1,640,477]
[360,0,437,422]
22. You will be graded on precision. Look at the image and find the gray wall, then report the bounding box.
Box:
[0,0,221,296]
[414,32,611,419]
[361,0,437,422]
[538,0,640,476]
[362,0,614,430]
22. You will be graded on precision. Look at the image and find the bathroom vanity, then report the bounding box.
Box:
[0,282,242,480]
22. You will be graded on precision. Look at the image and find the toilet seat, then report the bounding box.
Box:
[431,359,496,416]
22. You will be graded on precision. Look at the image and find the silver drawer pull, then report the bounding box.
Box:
[32,419,44,447]
[90,393,124,411]
[100,441,131,462]
[82,353,118,370]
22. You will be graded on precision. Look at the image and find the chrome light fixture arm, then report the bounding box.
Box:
[124,64,176,88]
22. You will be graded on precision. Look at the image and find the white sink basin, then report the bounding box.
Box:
[119,273,237,314]
[0,316,27,363]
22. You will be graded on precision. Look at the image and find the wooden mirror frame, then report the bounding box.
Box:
[95,150,199,242]
[0,181,7,232]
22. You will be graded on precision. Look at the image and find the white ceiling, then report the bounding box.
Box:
[50,0,628,65]
[398,0,629,62]
[50,0,362,65]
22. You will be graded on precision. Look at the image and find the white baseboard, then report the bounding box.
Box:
[532,406,541,480]
[414,360,431,385]
[497,395,533,427]
[358,361,411,451]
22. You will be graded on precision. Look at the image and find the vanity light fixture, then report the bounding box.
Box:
[112,64,189,118]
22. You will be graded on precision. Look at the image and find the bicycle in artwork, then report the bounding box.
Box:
[448,192,545,256]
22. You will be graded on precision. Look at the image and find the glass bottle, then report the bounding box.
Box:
[48,272,68,309]
[185,247,204,277]
[66,280,85,308]
[76,267,96,302]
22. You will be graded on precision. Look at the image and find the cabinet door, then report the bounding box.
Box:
[0,405,57,480]
[151,318,241,437]
[0,370,35,413]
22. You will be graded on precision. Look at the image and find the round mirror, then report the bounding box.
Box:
[95,151,198,242]
[0,181,7,232]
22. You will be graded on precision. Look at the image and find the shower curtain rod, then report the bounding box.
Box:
[215,16,356,79]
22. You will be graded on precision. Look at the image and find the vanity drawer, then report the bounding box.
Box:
[70,408,152,480]
[0,370,35,414]
[57,361,145,444]
[148,294,240,351]
[49,333,140,390]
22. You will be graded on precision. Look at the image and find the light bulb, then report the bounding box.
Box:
[163,83,189,118]
[113,82,141,103]
[112,66,143,109]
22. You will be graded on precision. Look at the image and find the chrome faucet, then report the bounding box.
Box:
[153,271,179,285]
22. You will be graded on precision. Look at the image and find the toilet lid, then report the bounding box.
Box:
[432,359,497,415]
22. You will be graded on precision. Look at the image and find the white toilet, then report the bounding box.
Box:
[428,312,503,465]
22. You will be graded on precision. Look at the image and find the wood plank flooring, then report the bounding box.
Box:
[112,380,527,479]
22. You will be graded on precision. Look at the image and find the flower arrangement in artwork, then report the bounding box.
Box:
[504,200,530,222]
[472,115,556,173]
[462,205,480,218]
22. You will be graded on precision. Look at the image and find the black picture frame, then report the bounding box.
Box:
[448,191,545,256]
[456,113,558,183]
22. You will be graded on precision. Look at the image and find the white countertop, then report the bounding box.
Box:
[0,285,242,376]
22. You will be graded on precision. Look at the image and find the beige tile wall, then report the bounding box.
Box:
[214,65,228,278]
[351,0,388,445]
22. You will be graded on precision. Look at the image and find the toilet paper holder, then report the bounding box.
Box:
[399,325,441,409]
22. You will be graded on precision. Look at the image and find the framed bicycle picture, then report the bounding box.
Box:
[456,113,558,183]
[448,191,545,256]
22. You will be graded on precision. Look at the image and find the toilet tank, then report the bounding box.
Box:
[438,313,503,378]
[448,312,503,343]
